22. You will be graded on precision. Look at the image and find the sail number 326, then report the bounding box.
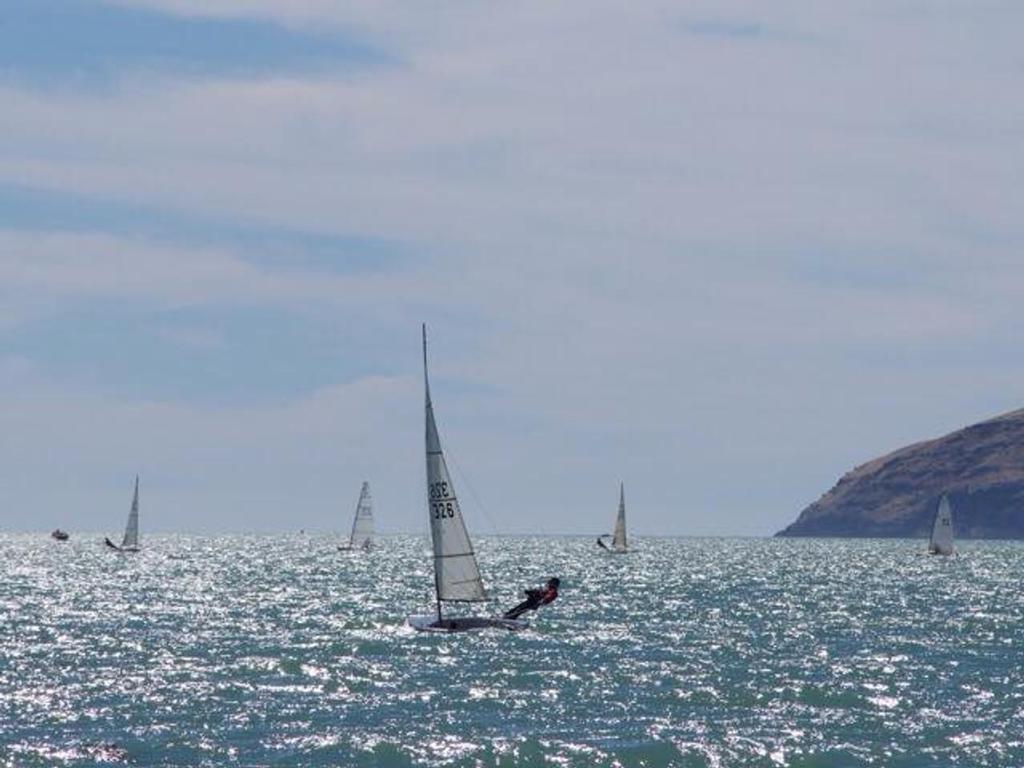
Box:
[432,501,455,519]
[429,481,455,519]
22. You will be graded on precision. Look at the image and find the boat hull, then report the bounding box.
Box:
[407,615,528,633]
[105,538,140,553]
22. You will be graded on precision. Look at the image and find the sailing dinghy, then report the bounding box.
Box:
[105,476,141,553]
[928,493,955,556]
[597,482,629,553]
[408,325,527,633]
[339,481,374,552]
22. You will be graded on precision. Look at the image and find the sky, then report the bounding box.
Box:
[2,1,1023,536]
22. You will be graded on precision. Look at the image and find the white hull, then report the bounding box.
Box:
[597,535,628,554]
[407,614,528,633]
[105,537,139,553]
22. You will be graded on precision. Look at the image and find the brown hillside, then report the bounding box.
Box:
[778,408,1024,538]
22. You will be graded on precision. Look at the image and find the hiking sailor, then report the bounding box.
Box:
[503,577,560,619]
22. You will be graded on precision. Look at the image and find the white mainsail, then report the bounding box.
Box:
[122,475,140,550]
[348,481,375,550]
[423,325,487,604]
[611,482,628,552]
[929,493,954,555]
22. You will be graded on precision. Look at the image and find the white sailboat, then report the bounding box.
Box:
[928,493,955,556]
[408,325,527,633]
[339,481,374,552]
[105,475,141,553]
[597,482,629,553]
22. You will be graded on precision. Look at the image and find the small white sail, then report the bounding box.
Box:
[929,493,954,555]
[347,481,374,550]
[598,482,629,553]
[121,475,140,550]
[611,482,628,552]
[424,328,487,603]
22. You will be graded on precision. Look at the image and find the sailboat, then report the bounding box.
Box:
[105,476,141,553]
[597,482,629,553]
[408,325,527,633]
[338,481,374,552]
[928,493,955,556]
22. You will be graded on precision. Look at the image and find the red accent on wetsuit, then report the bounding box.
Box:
[539,586,558,605]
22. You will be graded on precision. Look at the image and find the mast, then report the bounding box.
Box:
[424,324,442,622]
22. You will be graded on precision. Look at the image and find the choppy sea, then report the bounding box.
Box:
[2,534,1022,767]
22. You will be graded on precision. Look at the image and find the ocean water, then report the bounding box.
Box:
[2,534,1023,767]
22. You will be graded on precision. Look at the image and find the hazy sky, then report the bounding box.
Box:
[2,1,1023,536]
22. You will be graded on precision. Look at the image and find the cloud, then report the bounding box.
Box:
[1,0,391,87]
[2,2,1024,534]
[0,229,418,311]
[155,325,225,350]
[682,20,763,39]
[0,371,424,533]
[1,2,1021,261]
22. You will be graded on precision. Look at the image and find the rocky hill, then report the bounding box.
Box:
[778,408,1024,538]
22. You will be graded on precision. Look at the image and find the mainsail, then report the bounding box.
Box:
[423,325,487,607]
[122,475,140,550]
[348,481,375,550]
[611,482,628,552]
[929,493,954,555]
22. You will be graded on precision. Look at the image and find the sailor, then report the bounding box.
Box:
[503,577,560,619]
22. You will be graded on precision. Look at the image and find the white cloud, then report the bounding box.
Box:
[0,229,422,312]
[3,3,1021,256]
[155,325,225,350]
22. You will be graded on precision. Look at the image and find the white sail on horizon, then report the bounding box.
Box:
[121,475,140,550]
[611,482,628,552]
[348,481,374,550]
[424,325,487,603]
[929,494,954,555]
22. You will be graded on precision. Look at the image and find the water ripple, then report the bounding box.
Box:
[2,534,1023,766]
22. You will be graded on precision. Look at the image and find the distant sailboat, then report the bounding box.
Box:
[339,481,374,552]
[105,476,141,553]
[928,493,955,556]
[408,325,527,633]
[597,482,629,553]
